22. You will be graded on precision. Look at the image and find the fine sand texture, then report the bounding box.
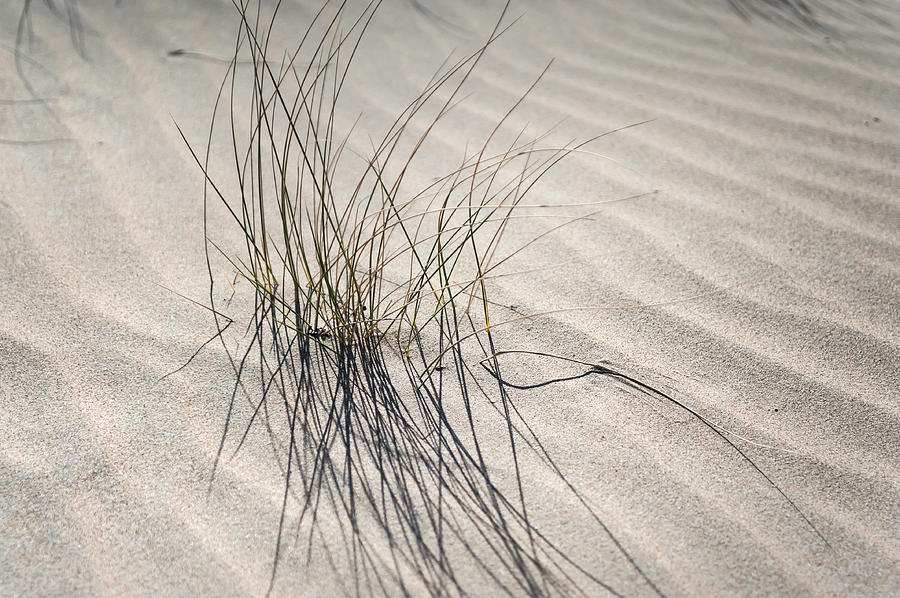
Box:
[1,1,898,596]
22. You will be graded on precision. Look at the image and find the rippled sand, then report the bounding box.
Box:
[1,1,897,596]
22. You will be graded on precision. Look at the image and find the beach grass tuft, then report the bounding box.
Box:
[176,1,667,595]
[177,1,829,595]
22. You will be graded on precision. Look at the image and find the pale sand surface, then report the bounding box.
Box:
[1,1,898,596]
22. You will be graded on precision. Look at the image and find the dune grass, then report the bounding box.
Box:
[177,1,667,595]
[177,1,830,596]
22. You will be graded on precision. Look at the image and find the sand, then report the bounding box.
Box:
[1,0,898,596]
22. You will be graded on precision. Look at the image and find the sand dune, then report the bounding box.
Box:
[1,1,898,596]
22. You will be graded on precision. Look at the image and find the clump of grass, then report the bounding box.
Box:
[177,1,827,596]
[184,7,589,352]
[178,1,664,595]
